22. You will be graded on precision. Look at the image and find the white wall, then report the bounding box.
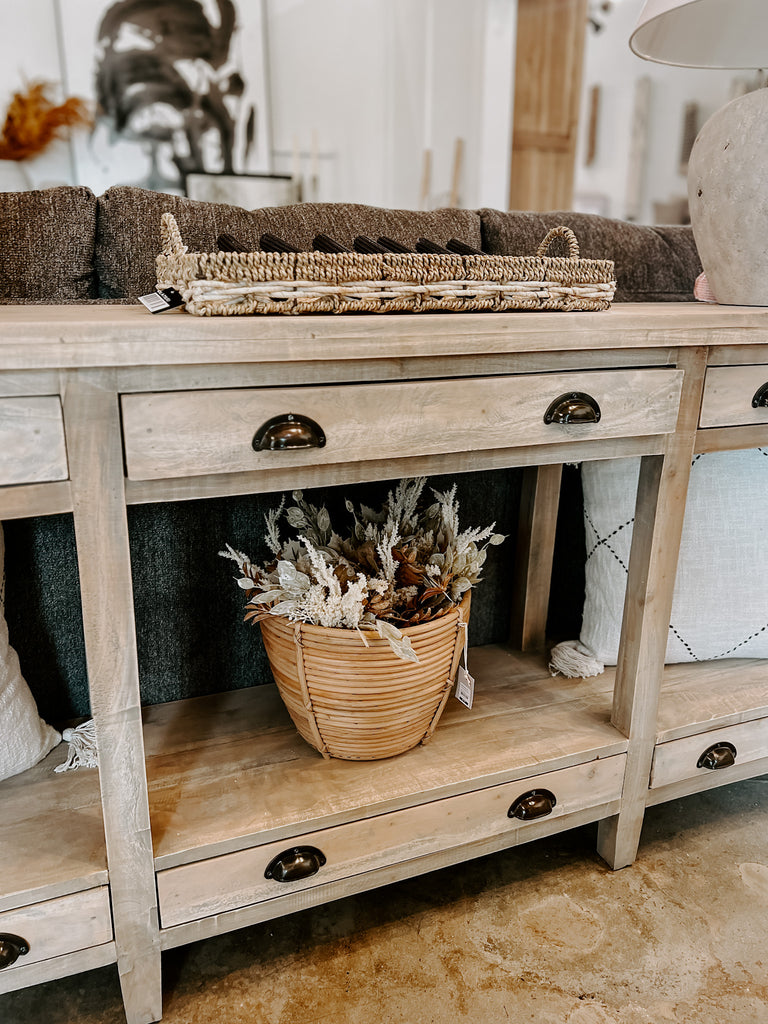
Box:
[575,0,737,224]
[266,0,393,204]
[235,0,516,209]
[0,0,74,189]
[0,0,516,210]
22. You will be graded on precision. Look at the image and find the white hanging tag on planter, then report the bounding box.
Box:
[454,620,474,708]
[455,665,475,709]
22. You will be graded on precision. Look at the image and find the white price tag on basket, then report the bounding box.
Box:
[138,287,183,313]
[453,619,474,709]
[455,665,475,709]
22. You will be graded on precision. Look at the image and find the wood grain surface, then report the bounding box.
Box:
[1,301,768,1022]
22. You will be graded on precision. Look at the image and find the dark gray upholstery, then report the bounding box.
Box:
[480,209,702,302]
[0,187,701,722]
[96,186,483,299]
[0,186,97,300]
[5,476,522,722]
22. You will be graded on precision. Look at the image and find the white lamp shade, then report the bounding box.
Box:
[630,0,768,68]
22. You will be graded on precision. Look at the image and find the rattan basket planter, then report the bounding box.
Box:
[157,213,615,316]
[259,594,470,760]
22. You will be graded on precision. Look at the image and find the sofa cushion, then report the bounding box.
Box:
[479,209,701,302]
[96,186,484,299]
[0,186,97,300]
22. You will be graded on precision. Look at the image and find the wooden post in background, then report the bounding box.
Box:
[509,0,588,211]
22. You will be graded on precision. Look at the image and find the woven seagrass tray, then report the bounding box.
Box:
[156,213,615,316]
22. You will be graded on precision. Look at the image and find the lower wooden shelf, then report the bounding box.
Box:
[138,647,768,944]
[143,645,628,945]
[143,645,627,873]
[651,658,768,804]
[656,658,768,741]
[0,742,108,913]
[156,753,625,930]
[0,743,113,994]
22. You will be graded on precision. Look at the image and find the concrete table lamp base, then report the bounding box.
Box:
[688,87,768,307]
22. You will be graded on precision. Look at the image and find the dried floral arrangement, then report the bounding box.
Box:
[0,81,91,161]
[221,477,505,661]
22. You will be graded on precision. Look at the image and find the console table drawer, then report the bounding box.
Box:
[157,754,625,928]
[699,366,768,427]
[0,887,112,974]
[650,718,768,789]
[121,369,682,481]
[0,397,68,486]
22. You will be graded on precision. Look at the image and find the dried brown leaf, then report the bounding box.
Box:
[0,81,92,160]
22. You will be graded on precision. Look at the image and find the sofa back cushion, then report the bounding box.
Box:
[0,186,98,300]
[479,209,701,302]
[96,186,484,299]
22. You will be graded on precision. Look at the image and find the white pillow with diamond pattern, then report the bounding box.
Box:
[577,449,768,666]
[0,524,60,781]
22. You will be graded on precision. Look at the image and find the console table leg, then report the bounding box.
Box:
[63,370,163,1023]
[598,454,680,869]
[599,348,708,870]
[510,463,563,651]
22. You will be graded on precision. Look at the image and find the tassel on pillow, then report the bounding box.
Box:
[55,719,98,773]
[549,640,605,679]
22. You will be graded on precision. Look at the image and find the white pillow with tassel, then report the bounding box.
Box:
[0,524,61,781]
[550,449,768,677]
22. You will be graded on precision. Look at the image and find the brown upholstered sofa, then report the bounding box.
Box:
[0,185,702,724]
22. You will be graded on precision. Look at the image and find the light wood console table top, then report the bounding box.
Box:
[1,302,768,366]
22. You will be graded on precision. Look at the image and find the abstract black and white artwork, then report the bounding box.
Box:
[59,0,271,194]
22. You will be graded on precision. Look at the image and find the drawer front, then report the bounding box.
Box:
[650,718,768,789]
[699,365,768,427]
[0,397,68,486]
[157,754,625,928]
[122,369,683,481]
[0,887,112,972]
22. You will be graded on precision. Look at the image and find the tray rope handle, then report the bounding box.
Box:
[160,212,188,257]
[536,225,580,259]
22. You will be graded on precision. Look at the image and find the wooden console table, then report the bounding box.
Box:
[1,304,767,1023]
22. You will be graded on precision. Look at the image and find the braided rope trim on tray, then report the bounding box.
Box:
[156,213,616,316]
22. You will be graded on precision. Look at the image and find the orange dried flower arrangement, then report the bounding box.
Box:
[0,81,91,161]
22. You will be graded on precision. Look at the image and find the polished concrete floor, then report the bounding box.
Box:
[4,777,768,1024]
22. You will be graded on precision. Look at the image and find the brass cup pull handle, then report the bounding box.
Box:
[264,846,327,882]
[697,741,737,771]
[543,392,601,425]
[0,933,30,970]
[252,413,326,451]
[752,382,768,408]
[508,789,557,821]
